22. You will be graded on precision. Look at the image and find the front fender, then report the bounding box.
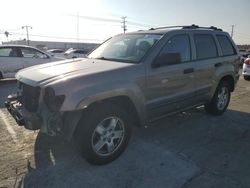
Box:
[60,81,147,125]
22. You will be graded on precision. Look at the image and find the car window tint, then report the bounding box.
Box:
[54,50,63,53]
[74,50,85,54]
[216,35,236,56]
[158,35,191,64]
[21,48,48,59]
[0,48,13,57]
[194,34,218,60]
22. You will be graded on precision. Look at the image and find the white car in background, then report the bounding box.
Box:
[239,49,250,65]
[243,55,250,80]
[63,48,88,59]
[0,45,64,79]
[47,49,65,57]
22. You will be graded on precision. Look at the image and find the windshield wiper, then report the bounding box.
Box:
[94,56,136,64]
[95,57,110,60]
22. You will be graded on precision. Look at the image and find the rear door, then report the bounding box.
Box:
[191,33,220,103]
[0,47,24,78]
[146,34,196,120]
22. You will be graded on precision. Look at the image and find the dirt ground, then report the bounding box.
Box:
[0,76,250,188]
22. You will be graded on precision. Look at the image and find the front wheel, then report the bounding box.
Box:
[76,103,131,165]
[205,81,231,116]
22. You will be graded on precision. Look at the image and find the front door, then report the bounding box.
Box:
[0,47,24,78]
[146,34,196,121]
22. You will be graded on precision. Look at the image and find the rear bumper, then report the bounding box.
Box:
[5,94,42,130]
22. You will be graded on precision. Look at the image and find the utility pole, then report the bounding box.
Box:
[77,12,79,48]
[22,26,32,45]
[231,25,235,39]
[121,16,127,33]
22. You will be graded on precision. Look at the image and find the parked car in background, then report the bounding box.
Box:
[243,55,250,80]
[64,48,88,58]
[239,49,250,65]
[0,45,64,79]
[47,49,65,57]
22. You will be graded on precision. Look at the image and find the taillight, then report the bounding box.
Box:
[244,58,250,65]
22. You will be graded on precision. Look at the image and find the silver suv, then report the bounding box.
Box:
[5,25,240,165]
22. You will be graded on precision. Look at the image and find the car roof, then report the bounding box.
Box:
[0,44,39,49]
[47,49,64,52]
[0,44,51,56]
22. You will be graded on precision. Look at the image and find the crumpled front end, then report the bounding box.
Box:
[5,81,65,136]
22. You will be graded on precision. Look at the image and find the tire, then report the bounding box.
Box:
[75,103,132,165]
[205,81,231,116]
[244,75,250,81]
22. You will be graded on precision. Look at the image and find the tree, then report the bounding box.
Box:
[4,31,10,41]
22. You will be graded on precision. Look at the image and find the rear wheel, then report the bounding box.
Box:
[75,103,131,165]
[205,81,231,115]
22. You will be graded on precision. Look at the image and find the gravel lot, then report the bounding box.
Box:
[0,76,250,188]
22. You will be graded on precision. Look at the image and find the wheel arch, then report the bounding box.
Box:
[219,75,235,92]
[63,95,144,141]
[86,95,141,125]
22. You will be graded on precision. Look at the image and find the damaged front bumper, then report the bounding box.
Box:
[5,94,42,130]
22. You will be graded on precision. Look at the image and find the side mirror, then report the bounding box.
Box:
[152,53,181,68]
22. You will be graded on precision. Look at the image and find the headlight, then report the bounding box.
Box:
[44,87,65,111]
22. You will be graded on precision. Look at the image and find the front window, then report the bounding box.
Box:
[88,34,163,63]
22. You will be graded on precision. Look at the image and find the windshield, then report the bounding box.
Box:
[88,34,163,63]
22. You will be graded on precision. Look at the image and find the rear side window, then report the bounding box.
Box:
[158,35,191,64]
[194,34,218,60]
[216,35,236,56]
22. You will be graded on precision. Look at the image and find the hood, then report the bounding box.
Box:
[16,58,134,87]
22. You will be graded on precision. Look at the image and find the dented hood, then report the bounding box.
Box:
[16,58,134,87]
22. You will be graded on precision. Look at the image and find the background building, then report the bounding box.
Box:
[2,39,100,51]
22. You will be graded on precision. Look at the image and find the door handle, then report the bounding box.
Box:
[214,62,223,67]
[183,68,194,74]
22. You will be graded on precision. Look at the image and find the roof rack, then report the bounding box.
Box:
[149,24,223,31]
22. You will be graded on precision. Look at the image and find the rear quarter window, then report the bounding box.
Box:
[216,35,236,56]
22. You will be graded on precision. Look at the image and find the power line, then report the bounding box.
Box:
[234,33,250,40]
[0,31,104,42]
[67,13,120,23]
[67,13,157,29]
[6,28,22,31]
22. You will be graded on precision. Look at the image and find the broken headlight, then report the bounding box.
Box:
[44,87,65,111]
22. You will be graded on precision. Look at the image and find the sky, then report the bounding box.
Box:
[0,0,250,45]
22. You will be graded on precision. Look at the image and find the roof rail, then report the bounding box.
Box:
[149,25,192,30]
[149,24,223,31]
